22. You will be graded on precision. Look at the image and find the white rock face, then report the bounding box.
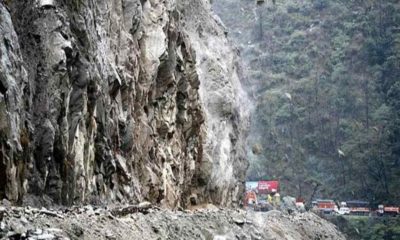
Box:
[178,0,251,206]
[0,0,249,207]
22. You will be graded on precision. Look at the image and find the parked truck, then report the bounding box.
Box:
[346,201,370,216]
[314,199,337,214]
[244,180,280,211]
[244,190,258,207]
[377,205,399,216]
[335,202,350,215]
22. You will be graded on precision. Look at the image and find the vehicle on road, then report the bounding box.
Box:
[346,201,370,216]
[377,205,399,217]
[336,207,351,215]
[314,199,337,214]
[244,190,258,207]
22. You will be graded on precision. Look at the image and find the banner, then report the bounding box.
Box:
[257,180,279,194]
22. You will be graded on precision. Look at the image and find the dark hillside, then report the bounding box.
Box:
[213,0,400,205]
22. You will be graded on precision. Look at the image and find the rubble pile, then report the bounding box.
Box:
[0,204,345,240]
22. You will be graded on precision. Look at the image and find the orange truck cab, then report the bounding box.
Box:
[315,199,337,214]
[295,197,305,208]
[244,191,258,206]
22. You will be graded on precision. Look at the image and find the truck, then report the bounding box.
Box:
[244,190,258,207]
[336,202,351,215]
[377,205,399,216]
[295,197,305,209]
[314,199,337,214]
[251,180,280,212]
[346,201,370,216]
[336,207,351,215]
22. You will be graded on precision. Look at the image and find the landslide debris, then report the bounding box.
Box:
[0,205,345,240]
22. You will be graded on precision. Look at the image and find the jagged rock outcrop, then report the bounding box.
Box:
[177,1,250,206]
[0,0,249,208]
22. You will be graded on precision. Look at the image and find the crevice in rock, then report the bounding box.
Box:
[0,149,6,200]
[0,80,7,95]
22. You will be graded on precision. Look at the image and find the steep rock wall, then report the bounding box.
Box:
[0,0,248,208]
[177,1,250,206]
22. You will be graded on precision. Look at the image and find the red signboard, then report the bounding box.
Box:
[257,180,279,194]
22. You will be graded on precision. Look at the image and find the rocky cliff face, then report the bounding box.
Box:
[0,0,249,208]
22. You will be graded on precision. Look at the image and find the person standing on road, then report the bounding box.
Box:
[267,193,273,205]
[274,193,280,206]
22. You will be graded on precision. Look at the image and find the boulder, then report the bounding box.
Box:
[280,196,297,214]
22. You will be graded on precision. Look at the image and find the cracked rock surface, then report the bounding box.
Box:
[0,0,249,208]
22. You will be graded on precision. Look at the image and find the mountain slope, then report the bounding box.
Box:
[213,0,400,204]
